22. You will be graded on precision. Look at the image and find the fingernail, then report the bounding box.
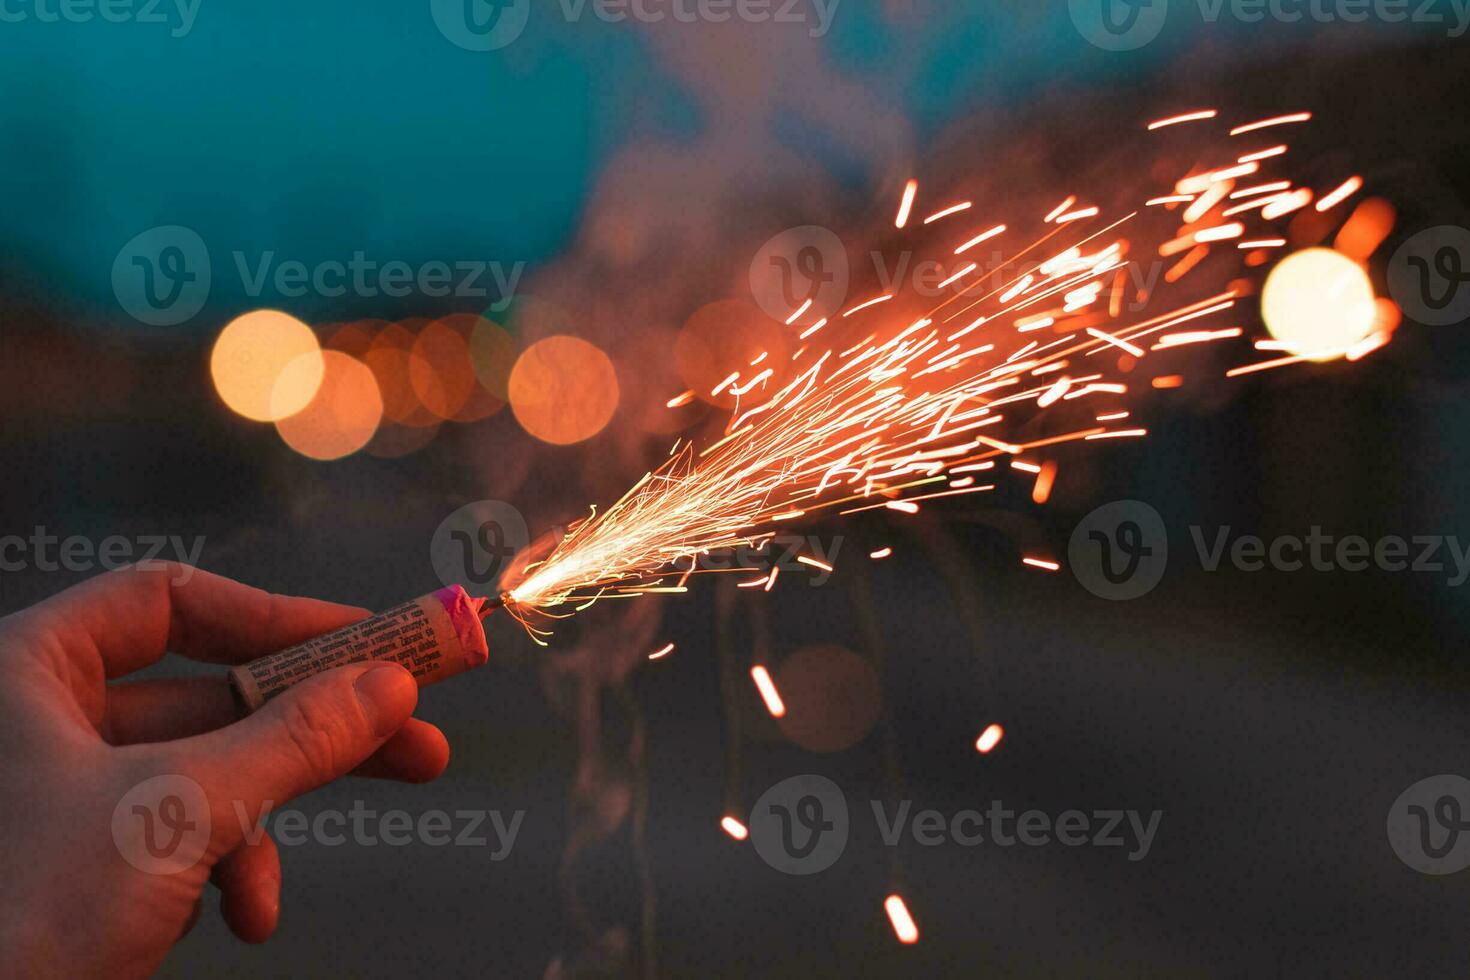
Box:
[354,664,416,737]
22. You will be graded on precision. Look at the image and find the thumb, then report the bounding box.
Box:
[179,663,417,842]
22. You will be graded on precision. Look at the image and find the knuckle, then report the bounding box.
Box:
[277,697,347,782]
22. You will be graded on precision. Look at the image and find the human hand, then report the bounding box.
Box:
[0,563,451,978]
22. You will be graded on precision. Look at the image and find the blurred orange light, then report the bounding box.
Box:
[975,723,1005,754]
[508,335,620,445]
[675,299,789,409]
[210,309,323,422]
[884,895,919,944]
[274,351,383,461]
[749,665,786,718]
[365,323,440,428]
[720,817,749,841]
[1262,248,1376,359]
[1333,197,1396,261]
[410,316,494,422]
[469,316,518,401]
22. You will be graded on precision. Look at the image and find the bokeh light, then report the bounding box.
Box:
[274,351,383,460]
[676,298,789,408]
[508,335,620,445]
[210,309,323,422]
[774,645,884,753]
[469,316,518,401]
[409,316,480,421]
[364,322,440,428]
[1261,248,1377,359]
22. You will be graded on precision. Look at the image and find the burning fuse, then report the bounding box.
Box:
[228,585,494,712]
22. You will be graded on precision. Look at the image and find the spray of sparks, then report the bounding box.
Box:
[502,109,1393,642]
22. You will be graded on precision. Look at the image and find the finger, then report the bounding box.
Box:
[103,677,236,744]
[108,678,451,782]
[10,562,368,679]
[213,833,281,944]
[178,662,418,844]
[351,718,450,783]
[180,897,204,941]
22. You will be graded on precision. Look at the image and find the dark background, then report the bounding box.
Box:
[2,3,1469,977]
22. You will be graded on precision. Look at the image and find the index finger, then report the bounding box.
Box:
[6,562,369,679]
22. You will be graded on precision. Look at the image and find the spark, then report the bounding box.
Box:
[884,895,920,945]
[648,642,675,660]
[785,298,814,325]
[497,110,1392,634]
[1230,112,1311,136]
[1031,461,1057,504]
[721,817,749,841]
[895,180,918,228]
[1315,176,1363,212]
[1086,429,1148,440]
[924,201,973,224]
[1147,109,1217,130]
[1045,196,1077,222]
[975,723,1005,753]
[750,665,786,717]
[797,555,834,573]
[955,224,1007,253]
[869,547,893,559]
[1238,145,1287,163]
[844,293,894,318]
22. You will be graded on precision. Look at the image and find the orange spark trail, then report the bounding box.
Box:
[498,110,1392,636]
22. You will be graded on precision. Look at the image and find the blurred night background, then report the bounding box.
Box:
[3,2,1470,977]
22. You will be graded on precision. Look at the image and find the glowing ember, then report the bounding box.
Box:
[750,665,786,718]
[721,817,749,841]
[976,723,1005,754]
[884,895,920,944]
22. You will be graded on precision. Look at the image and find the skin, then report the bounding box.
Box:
[0,563,451,977]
